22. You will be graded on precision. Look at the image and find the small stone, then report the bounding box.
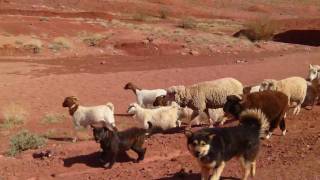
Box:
[100,61,106,65]
[189,50,199,56]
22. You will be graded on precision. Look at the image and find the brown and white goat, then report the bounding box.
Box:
[223,91,289,139]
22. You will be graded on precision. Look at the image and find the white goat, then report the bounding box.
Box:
[124,82,167,108]
[127,102,181,130]
[62,96,116,142]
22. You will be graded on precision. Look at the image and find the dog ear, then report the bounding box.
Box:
[184,130,193,138]
[208,134,215,140]
[226,95,242,102]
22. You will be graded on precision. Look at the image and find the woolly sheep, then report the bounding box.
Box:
[307,64,320,81]
[62,96,116,142]
[124,82,167,108]
[127,102,182,130]
[259,76,307,115]
[165,77,243,127]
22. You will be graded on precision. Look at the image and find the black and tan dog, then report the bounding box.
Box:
[92,121,149,169]
[185,108,269,180]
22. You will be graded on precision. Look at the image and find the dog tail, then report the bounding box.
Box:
[106,102,114,112]
[239,108,269,138]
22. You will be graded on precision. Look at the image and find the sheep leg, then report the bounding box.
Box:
[72,127,80,143]
[188,110,200,128]
[204,108,213,127]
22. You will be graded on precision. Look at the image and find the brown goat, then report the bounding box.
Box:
[302,78,320,109]
[223,91,289,139]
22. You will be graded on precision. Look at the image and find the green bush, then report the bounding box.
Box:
[7,130,46,156]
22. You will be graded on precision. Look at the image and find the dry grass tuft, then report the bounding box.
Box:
[236,17,277,41]
[1,103,27,129]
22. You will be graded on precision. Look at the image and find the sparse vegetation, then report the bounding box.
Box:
[43,129,59,139]
[23,39,42,54]
[82,33,105,47]
[48,37,73,52]
[7,130,46,156]
[132,12,148,22]
[41,113,65,124]
[240,17,277,41]
[159,7,170,19]
[1,103,27,129]
[178,18,196,29]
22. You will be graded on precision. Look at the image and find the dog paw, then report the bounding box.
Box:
[103,163,112,169]
[72,138,77,143]
[282,130,287,136]
[266,133,272,139]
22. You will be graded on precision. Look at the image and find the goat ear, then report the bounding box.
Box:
[309,64,313,69]
[184,130,193,138]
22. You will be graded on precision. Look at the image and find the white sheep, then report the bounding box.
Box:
[259,76,307,115]
[166,77,243,127]
[124,82,167,108]
[307,64,320,81]
[62,96,116,142]
[127,102,181,130]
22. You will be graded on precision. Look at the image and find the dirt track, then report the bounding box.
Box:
[0,0,320,179]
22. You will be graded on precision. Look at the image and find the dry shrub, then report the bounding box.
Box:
[7,130,46,156]
[1,103,27,129]
[178,18,196,29]
[82,33,105,47]
[242,17,277,41]
[159,7,170,19]
[49,37,73,52]
[41,113,66,124]
[23,39,42,53]
[133,12,148,22]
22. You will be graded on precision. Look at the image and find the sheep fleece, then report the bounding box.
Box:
[171,78,243,111]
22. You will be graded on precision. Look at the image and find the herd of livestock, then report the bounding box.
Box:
[61,64,320,180]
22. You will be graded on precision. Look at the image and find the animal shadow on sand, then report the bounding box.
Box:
[156,171,240,180]
[46,137,74,142]
[63,151,135,168]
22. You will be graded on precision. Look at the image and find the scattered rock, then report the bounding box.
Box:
[235,59,248,64]
[189,50,199,56]
[33,150,53,160]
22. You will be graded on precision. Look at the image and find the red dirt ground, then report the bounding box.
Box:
[0,0,319,180]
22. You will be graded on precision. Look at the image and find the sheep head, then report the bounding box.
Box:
[223,94,244,119]
[307,64,320,81]
[166,85,187,106]
[62,96,79,108]
[259,79,277,91]
[127,103,139,116]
